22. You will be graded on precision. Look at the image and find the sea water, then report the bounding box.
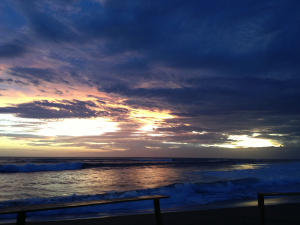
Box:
[0,157,300,223]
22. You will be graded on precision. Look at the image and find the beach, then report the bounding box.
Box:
[4,202,300,225]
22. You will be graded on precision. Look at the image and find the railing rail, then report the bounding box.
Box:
[0,195,169,225]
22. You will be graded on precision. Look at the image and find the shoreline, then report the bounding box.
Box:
[4,202,300,225]
[2,195,300,225]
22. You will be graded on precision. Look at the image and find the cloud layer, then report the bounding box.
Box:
[1,0,300,157]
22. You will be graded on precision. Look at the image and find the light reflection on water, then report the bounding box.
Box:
[233,163,266,170]
[1,158,300,206]
[0,165,185,201]
[0,160,290,201]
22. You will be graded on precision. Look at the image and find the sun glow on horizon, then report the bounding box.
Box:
[228,135,281,148]
[37,118,119,136]
[0,114,120,137]
[205,134,281,148]
[132,109,174,119]
[132,109,174,134]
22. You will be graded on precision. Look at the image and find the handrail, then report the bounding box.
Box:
[0,195,170,225]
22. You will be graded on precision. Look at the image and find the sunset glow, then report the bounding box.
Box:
[37,119,119,136]
[0,0,299,158]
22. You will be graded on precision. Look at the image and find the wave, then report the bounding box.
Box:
[1,176,300,221]
[0,161,173,173]
[0,158,241,173]
[0,162,84,173]
[0,159,297,174]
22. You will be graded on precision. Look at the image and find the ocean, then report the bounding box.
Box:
[1,157,300,223]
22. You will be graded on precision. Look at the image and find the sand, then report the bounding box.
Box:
[4,202,300,225]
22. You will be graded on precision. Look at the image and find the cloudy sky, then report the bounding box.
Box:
[1,0,300,158]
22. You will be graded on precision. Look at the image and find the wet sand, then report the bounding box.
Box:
[5,202,300,225]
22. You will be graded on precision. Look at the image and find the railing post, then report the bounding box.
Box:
[17,212,26,225]
[258,194,265,225]
[153,199,163,225]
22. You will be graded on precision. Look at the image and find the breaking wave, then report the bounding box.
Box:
[0,161,173,173]
[0,158,235,173]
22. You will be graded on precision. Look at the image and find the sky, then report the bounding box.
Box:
[0,0,300,158]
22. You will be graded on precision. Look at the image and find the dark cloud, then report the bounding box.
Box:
[86,95,106,104]
[13,0,299,78]
[6,0,300,78]
[0,78,13,83]
[123,99,161,110]
[60,77,69,85]
[14,80,30,86]
[99,76,300,118]
[55,89,63,96]
[11,0,300,81]
[0,100,98,119]
[1,0,300,155]
[8,67,69,85]
[72,0,300,77]
[0,43,26,58]
[9,67,55,82]
[16,0,82,44]
[0,99,130,119]
[29,12,81,43]
[113,57,150,72]
[30,79,41,86]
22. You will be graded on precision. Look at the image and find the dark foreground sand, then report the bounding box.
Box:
[5,202,300,225]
